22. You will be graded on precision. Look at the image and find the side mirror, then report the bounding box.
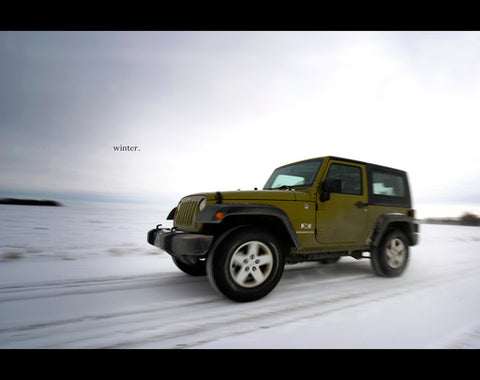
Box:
[320,179,342,202]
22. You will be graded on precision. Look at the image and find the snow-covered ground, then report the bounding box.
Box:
[1,203,479,349]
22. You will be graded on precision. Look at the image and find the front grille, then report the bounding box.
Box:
[174,196,205,232]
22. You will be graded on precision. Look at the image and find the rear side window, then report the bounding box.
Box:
[368,166,411,207]
[372,171,405,197]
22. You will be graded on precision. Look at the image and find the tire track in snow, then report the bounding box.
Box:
[0,265,375,348]
[1,259,479,348]
[0,272,199,302]
[106,264,480,348]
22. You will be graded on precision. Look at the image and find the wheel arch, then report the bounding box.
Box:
[197,204,302,252]
[371,213,417,248]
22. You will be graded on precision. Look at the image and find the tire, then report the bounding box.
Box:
[371,229,409,277]
[172,256,207,276]
[207,227,285,302]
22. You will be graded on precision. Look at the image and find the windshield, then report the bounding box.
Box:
[264,158,324,190]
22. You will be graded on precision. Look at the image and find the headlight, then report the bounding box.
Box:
[198,198,207,211]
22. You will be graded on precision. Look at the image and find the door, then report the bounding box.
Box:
[316,162,369,244]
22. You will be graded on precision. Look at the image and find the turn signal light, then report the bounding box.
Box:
[215,212,225,219]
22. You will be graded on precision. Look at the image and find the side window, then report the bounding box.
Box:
[325,163,362,195]
[371,171,405,197]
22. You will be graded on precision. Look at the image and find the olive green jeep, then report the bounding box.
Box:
[148,156,419,302]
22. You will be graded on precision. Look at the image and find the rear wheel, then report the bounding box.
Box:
[207,227,285,302]
[371,229,409,277]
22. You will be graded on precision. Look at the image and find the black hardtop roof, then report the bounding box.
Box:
[280,156,407,174]
[327,156,407,174]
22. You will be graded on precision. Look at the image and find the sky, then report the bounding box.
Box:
[1,31,479,218]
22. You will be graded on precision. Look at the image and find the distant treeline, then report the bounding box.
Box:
[422,212,480,227]
[0,198,63,207]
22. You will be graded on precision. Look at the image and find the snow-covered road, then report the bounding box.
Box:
[1,204,479,348]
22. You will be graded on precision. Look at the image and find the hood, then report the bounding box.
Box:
[196,189,300,202]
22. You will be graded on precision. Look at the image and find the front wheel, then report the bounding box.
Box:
[371,229,409,277]
[207,227,285,302]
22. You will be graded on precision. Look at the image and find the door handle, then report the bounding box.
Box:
[355,201,369,208]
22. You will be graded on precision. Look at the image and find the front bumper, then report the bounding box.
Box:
[147,227,214,257]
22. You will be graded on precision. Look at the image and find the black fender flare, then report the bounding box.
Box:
[195,203,302,249]
[371,213,418,247]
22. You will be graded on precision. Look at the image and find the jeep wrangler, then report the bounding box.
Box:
[148,156,419,302]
